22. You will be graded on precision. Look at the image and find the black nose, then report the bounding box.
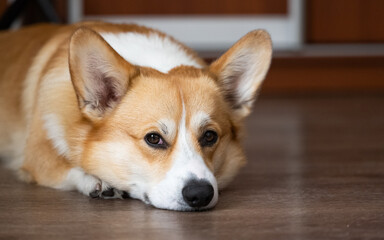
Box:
[182,180,214,208]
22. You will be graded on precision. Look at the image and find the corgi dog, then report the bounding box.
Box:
[0,22,272,211]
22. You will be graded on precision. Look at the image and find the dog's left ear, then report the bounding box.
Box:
[210,30,272,120]
[69,27,138,122]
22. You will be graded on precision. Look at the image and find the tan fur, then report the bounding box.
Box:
[0,21,272,209]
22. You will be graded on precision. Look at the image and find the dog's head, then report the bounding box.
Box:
[69,27,272,211]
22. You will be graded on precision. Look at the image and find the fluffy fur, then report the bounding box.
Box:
[0,22,272,211]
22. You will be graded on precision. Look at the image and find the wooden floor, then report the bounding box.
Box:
[1,95,383,240]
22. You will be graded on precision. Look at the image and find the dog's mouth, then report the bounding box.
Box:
[97,176,218,211]
[95,187,217,211]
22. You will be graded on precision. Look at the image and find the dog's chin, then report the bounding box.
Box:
[156,205,216,212]
[124,188,218,211]
[146,191,219,212]
[148,201,217,212]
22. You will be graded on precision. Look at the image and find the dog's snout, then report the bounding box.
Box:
[182,180,214,208]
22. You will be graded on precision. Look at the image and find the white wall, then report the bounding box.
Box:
[70,0,304,51]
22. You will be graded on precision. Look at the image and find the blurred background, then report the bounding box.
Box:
[0,0,383,95]
[0,2,383,238]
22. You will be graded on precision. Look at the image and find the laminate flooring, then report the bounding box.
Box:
[1,95,383,240]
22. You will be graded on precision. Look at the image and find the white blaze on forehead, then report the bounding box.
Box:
[100,32,203,73]
[177,103,209,179]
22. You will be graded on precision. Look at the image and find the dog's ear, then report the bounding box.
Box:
[210,30,272,120]
[69,27,138,121]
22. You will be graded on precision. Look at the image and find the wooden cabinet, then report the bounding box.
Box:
[306,0,384,43]
[83,0,287,15]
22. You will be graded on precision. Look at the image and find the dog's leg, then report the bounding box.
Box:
[57,167,126,199]
[21,117,126,199]
[22,156,126,199]
[23,158,126,199]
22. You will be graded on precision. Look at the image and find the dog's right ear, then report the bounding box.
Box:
[69,27,138,122]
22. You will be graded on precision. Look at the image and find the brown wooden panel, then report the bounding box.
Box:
[53,0,68,23]
[204,53,384,95]
[307,0,384,43]
[0,0,7,15]
[84,0,287,15]
[262,56,384,94]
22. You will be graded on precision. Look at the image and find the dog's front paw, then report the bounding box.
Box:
[89,185,130,199]
[60,167,130,200]
[88,182,103,198]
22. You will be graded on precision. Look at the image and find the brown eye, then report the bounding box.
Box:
[145,133,167,149]
[199,130,218,147]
